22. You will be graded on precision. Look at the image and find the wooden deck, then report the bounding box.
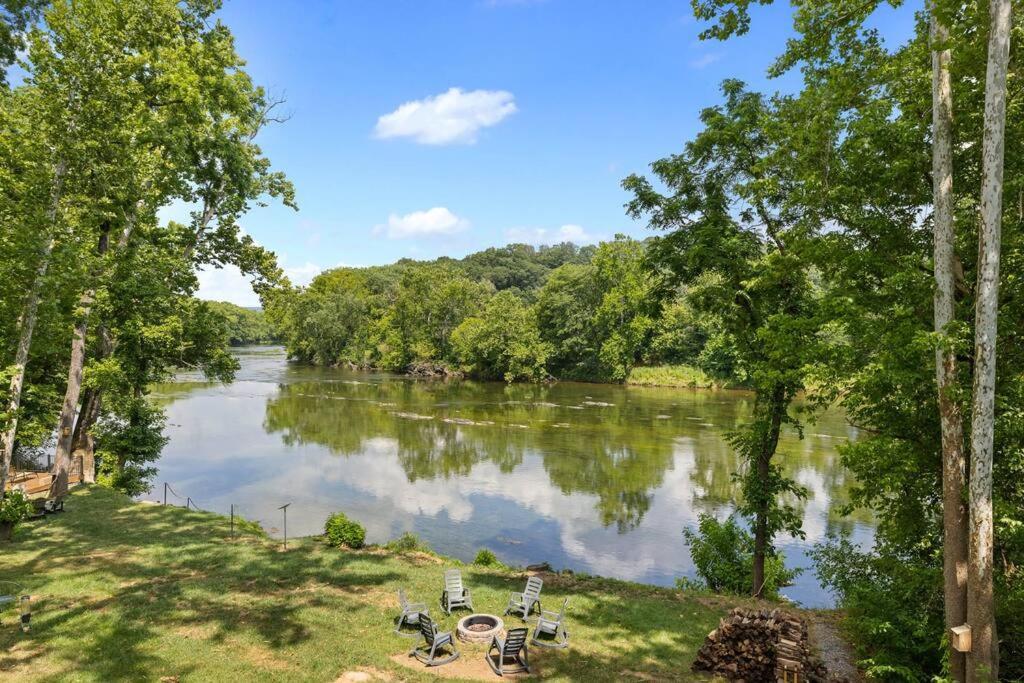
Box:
[5,463,82,498]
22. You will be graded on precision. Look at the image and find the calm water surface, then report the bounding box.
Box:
[150,346,873,607]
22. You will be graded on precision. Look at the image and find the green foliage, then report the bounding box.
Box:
[811,537,944,681]
[267,237,718,384]
[452,290,550,382]
[384,531,430,553]
[94,396,168,497]
[626,80,822,596]
[682,514,798,600]
[324,511,365,549]
[205,301,277,346]
[0,488,33,526]
[473,549,501,567]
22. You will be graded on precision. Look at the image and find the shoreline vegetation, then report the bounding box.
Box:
[264,240,745,387]
[0,486,817,682]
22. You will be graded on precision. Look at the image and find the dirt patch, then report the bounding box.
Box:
[335,666,394,682]
[173,623,218,640]
[390,645,537,680]
[224,638,295,673]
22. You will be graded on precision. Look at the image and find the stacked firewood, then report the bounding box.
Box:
[692,608,833,682]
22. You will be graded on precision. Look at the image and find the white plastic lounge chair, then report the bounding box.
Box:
[441,569,473,615]
[504,576,543,620]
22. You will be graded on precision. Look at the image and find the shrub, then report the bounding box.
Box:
[385,531,429,553]
[473,549,500,567]
[0,490,34,538]
[682,513,799,599]
[324,512,365,549]
[811,536,948,681]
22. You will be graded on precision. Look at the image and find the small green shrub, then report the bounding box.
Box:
[682,513,799,599]
[0,490,34,540]
[473,549,500,567]
[0,490,33,524]
[324,512,365,549]
[385,531,429,553]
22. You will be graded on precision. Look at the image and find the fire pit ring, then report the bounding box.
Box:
[456,613,504,643]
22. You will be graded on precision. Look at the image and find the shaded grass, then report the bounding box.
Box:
[0,486,751,682]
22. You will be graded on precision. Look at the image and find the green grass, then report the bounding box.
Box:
[626,365,722,389]
[0,486,752,682]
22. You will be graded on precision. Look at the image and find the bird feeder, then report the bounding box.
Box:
[950,624,971,653]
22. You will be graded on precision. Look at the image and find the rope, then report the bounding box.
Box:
[164,482,185,501]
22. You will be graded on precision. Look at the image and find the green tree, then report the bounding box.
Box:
[625,81,823,598]
[451,290,550,382]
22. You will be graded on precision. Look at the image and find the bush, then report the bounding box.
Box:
[811,536,944,682]
[473,549,500,567]
[0,490,34,523]
[324,512,365,549]
[385,531,429,553]
[0,490,34,539]
[682,513,799,599]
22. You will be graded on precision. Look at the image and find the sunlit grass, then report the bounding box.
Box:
[627,365,725,389]
[0,486,751,681]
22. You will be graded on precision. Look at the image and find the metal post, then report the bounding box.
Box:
[278,503,291,550]
[230,504,235,538]
[163,482,168,506]
[186,497,192,510]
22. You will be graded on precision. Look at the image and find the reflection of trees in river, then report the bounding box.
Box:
[262,380,677,530]
[260,378,868,534]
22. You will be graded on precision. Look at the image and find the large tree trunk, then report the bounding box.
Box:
[51,198,144,497]
[69,324,113,482]
[967,0,1010,679]
[0,160,66,497]
[752,383,786,598]
[51,223,110,497]
[930,9,969,682]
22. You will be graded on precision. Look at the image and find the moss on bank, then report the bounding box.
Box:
[0,486,756,682]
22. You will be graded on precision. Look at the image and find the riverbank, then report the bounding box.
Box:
[625,365,727,389]
[0,486,847,682]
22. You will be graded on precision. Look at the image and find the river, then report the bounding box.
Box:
[150,345,873,607]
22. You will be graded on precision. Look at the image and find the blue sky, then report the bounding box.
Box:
[193,0,919,305]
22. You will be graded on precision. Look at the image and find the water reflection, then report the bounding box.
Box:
[150,346,873,606]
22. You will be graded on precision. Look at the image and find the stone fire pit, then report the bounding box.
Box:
[456,613,504,643]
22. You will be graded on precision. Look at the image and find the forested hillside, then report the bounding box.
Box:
[205,301,277,346]
[265,238,736,384]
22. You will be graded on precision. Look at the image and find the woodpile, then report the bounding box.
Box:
[692,608,837,682]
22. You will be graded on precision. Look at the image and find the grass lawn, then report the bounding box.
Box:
[0,486,755,682]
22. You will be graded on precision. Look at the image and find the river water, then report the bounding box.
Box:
[150,346,873,607]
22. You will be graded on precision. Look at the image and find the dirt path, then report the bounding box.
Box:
[807,612,862,681]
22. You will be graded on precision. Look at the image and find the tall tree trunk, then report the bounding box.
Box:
[0,159,66,497]
[51,223,110,497]
[69,324,112,467]
[931,9,969,681]
[51,197,144,497]
[968,0,1010,679]
[752,383,786,598]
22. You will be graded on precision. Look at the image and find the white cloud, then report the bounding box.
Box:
[196,264,261,307]
[374,207,469,239]
[505,223,600,245]
[374,87,517,145]
[283,262,322,286]
[689,53,722,69]
[196,260,323,307]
